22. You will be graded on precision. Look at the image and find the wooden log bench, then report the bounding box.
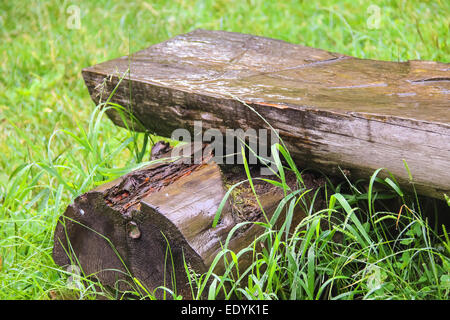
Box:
[53,29,449,298]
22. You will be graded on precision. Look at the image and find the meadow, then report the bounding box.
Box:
[0,0,449,299]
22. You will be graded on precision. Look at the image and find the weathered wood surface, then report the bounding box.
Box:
[53,143,315,298]
[82,29,450,201]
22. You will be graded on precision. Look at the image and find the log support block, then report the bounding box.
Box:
[53,144,318,297]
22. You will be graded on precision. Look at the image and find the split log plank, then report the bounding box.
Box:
[82,29,450,201]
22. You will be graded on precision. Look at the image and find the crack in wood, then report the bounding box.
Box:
[103,144,212,216]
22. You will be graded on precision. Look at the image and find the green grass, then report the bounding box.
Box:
[0,0,449,299]
[200,145,450,300]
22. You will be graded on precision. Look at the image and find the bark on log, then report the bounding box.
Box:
[53,143,318,298]
[82,29,450,201]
